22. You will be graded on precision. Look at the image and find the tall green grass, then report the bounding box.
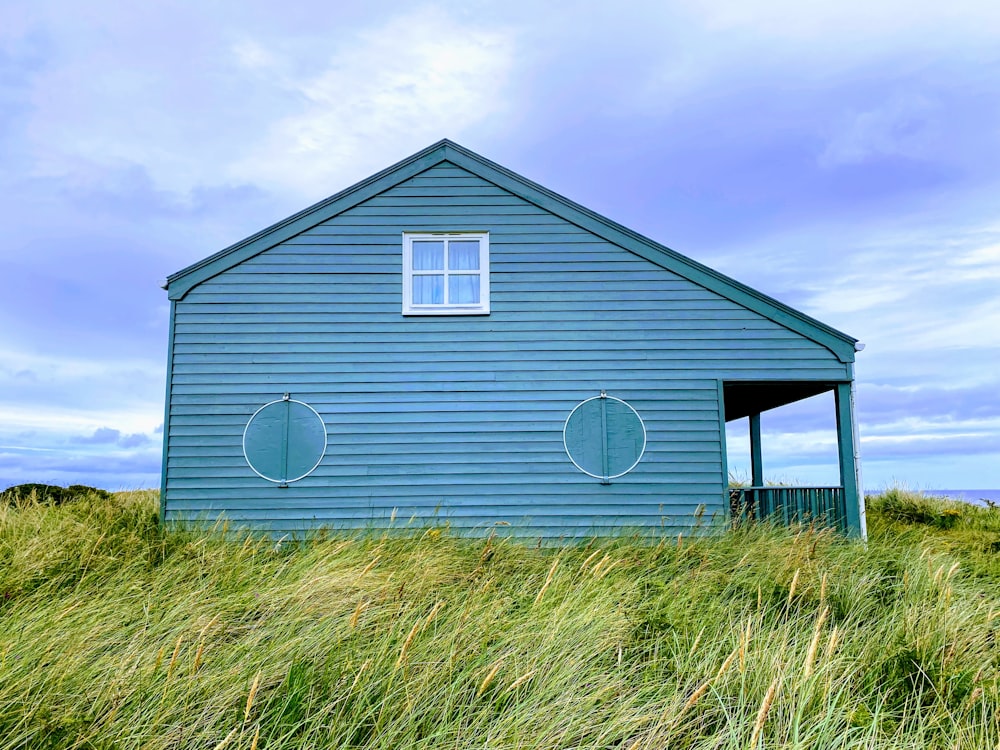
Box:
[0,488,997,749]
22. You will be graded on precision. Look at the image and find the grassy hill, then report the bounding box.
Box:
[1,488,998,749]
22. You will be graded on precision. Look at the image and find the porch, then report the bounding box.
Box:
[722,380,866,537]
[729,486,846,529]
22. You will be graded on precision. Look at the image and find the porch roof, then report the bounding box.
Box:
[723,381,836,422]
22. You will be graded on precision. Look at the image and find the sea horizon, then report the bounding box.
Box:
[885,489,1000,506]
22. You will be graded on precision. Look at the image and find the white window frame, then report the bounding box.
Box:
[402,232,490,315]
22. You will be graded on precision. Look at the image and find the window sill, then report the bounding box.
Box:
[402,307,491,316]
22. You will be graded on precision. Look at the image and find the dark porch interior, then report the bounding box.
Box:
[723,381,834,422]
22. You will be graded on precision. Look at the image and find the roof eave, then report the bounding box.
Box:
[166,138,858,363]
[165,140,455,300]
[437,142,858,363]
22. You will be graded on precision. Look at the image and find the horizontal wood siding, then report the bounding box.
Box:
[165,162,850,535]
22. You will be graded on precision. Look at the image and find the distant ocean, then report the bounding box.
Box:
[916,490,1000,507]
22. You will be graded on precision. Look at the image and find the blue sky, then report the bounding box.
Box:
[1,1,998,491]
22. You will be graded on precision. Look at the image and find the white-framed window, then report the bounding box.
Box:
[402,232,490,315]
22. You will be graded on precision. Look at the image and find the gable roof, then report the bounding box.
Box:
[165,139,858,363]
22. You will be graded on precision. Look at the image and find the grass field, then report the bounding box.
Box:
[1,488,998,749]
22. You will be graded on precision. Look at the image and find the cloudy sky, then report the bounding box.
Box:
[1,1,998,492]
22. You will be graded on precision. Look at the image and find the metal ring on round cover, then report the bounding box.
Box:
[563,393,647,481]
[242,397,327,484]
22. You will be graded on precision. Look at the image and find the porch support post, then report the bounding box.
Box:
[835,382,867,539]
[749,413,763,487]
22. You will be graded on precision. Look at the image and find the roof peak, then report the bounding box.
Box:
[165,139,857,362]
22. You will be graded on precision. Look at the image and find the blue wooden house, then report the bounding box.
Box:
[161,140,866,537]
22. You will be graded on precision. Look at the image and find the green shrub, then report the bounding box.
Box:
[0,483,111,507]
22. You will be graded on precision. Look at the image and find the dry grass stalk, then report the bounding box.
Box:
[423,599,446,630]
[329,539,354,556]
[249,726,260,750]
[739,617,754,674]
[212,727,238,750]
[244,671,262,722]
[479,532,495,564]
[819,572,828,606]
[358,556,380,580]
[934,562,949,586]
[677,532,683,550]
[535,557,560,605]
[504,669,537,693]
[787,568,800,608]
[689,629,704,658]
[55,601,81,621]
[749,677,780,747]
[477,658,505,696]
[966,686,984,708]
[349,660,370,692]
[595,559,621,580]
[579,548,603,573]
[166,635,183,678]
[716,645,739,679]
[349,600,369,628]
[591,554,611,577]
[152,645,166,673]
[192,642,205,673]
[680,678,711,714]
[198,614,220,639]
[824,625,840,662]
[803,607,829,678]
[396,621,421,668]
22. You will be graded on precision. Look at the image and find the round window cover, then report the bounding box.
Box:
[563,394,646,481]
[243,397,327,483]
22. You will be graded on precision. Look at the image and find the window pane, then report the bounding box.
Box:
[412,241,444,270]
[449,274,480,304]
[413,275,444,304]
[448,241,480,270]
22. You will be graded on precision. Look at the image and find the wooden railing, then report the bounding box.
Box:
[729,486,846,531]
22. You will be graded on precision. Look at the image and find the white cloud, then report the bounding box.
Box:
[953,242,1000,269]
[712,217,1000,370]
[804,238,1000,353]
[5,4,515,201]
[819,92,940,167]
[226,7,515,199]
[0,406,156,436]
[0,347,162,436]
[231,39,278,70]
[691,0,1000,41]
